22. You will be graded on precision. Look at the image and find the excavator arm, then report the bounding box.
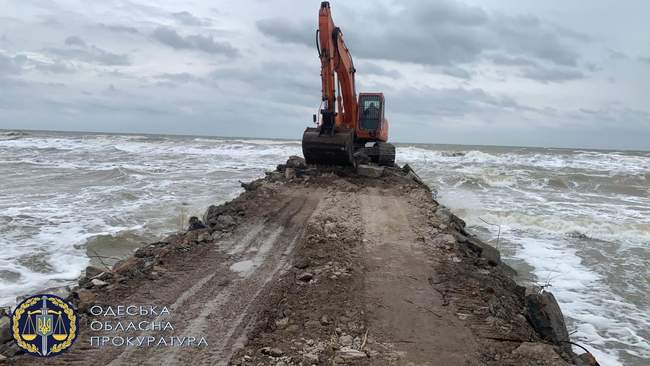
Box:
[318,2,358,132]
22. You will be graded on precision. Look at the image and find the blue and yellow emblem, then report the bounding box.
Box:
[11,294,78,357]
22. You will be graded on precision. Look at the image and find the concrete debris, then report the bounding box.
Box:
[297,272,314,282]
[334,347,367,361]
[84,265,104,279]
[356,164,384,178]
[0,316,11,344]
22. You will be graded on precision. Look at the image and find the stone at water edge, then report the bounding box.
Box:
[188,216,206,231]
[286,156,307,170]
[525,291,572,355]
[85,265,104,279]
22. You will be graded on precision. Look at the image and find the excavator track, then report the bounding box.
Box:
[369,142,396,166]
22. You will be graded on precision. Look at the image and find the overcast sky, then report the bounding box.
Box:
[0,0,649,150]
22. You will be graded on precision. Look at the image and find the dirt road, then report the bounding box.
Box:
[7,162,576,365]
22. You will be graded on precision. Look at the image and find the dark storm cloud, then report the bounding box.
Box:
[256,0,587,82]
[171,11,210,26]
[151,27,238,57]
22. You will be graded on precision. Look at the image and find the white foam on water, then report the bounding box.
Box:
[398,144,650,365]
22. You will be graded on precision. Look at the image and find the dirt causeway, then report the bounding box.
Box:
[6,160,579,366]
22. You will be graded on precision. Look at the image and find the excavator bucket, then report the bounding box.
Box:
[302,127,355,165]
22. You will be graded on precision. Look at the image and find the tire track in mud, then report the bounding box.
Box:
[24,191,321,366]
[360,187,477,365]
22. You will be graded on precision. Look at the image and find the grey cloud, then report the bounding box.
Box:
[65,36,86,47]
[0,54,22,75]
[584,63,602,72]
[488,54,537,66]
[521,65,584,83]
[99,24,139,34]
[46,44,129,66]
[171,11,210,26]
[257,0,587,80]
[608,49,628,60]
[391,86,529,118]
[255,18,313,47]
[638,56,650,65]
[357,62,401,79]
[0,52,74,74]
[151,27,238,57]
[441,66,472,79]
[491,14,579,67]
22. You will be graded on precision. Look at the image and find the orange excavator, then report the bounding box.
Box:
[302,2,396,166]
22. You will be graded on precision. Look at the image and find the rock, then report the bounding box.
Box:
[0,316,11,344]
[335,347,366,361]
[91,279,109,288]
[286,155,306,169]
[303,353,319,363]
[265,171,284,182]
[304,320,321,328]
[434,206,453,223]
[275,361,287,366]
[260,347,284,357]
[113,257,146,278]
[357,164,384,178]
[320,315,330,325]
[297,272,313,282]
[240,179,264,191]
[197,232,211,243]
[511,342,569,366]
[339,334,353,347]
[85,265,104,279]
[214,215,236,231]
[525,291,571,354]
[434,234,457,246]
[575,352,599,366]
[76,289,96,312]
[284,167,296,180]
[465,237,501,266]
[275,317,289,329]
[294,258,310,269]
[0,341,20,357]
[187,216,206,231]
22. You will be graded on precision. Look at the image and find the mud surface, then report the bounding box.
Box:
[5,161,577,365]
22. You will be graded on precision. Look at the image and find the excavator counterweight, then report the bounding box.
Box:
[301,1,396,167]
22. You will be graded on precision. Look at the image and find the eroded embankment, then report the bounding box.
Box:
[0,157,595,366]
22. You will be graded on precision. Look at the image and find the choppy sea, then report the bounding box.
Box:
[0,130,648,365]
